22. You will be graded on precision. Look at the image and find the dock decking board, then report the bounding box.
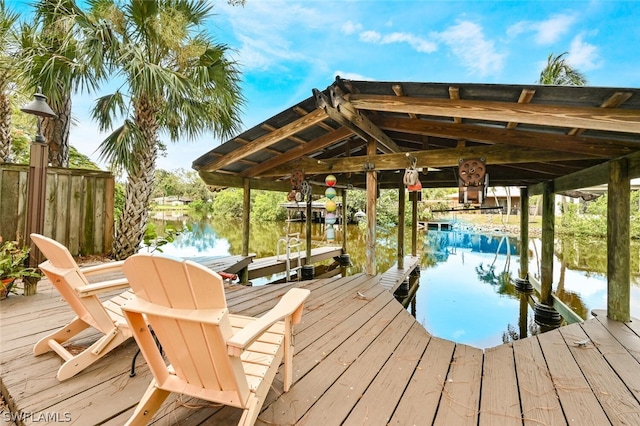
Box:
[3,272,640,425]
[479,343,521,426]
[537,324,609,425]
[379,255,420,293]
[512,334,567,426]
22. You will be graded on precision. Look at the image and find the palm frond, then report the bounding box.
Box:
[96,119,143,172]
[539,52,587,86]
[91,92,127,131]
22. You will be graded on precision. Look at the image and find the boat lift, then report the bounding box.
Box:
[277,233,302,281]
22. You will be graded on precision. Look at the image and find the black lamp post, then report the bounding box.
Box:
[20,89,56,274]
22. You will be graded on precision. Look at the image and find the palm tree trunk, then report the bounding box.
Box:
[113,140,157,259]
[42,93,71,167]
[0,90,11,162]
[113,97,158,259]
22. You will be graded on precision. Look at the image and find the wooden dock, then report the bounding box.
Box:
[186,254,255,275]
[247,246,342,280]
[2,272,640,425]
[379,255,421,293]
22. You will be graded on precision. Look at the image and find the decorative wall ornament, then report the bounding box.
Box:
[324,175,337,241]
[458,157,488,205]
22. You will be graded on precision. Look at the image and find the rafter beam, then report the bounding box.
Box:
[448,87,462,124]
[371,115,633,158]
[240,127,353,178]
[199,171,329,194]
[392,84,417,118]
[568,92,633,136]
[260,144,597,177]
[506,89,536,129]
[529,150,640,196]
[196,108,327,172]
[347,94,640,134]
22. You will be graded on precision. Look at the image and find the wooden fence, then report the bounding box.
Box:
[0,163,114,256]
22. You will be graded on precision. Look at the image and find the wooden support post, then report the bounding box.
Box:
[519,187,529,279]
[365,138,377,275]
[306,197,312,262]
[342,189,348,253]
[398,176,406,269]
[411,190,418,257]
[519,293,529,339]
[608,158,630,322]
[340,189,349,277]
[540,181,554,306]
[240,178,251,284]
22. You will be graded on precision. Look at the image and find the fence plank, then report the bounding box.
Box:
[0,168,20,241]
[0,164,113,255]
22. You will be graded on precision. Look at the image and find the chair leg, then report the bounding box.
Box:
[238,395,261,426]
[33,317,88,355]
[125,379,171,426]
[130,326,162,377]
[56,331,129,381]
[283,319,294,392]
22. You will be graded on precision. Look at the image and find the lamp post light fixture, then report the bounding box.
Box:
[20,88,56,278]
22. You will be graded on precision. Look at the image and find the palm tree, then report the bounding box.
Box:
[539,52,587,214]
[539,52,587,86]
[18,0,104,167]
[0,3,19,162]
[87,0,244,259]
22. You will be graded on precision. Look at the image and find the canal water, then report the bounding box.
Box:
[147,212,640,349]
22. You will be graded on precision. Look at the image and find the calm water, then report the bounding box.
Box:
[147,212,640,348]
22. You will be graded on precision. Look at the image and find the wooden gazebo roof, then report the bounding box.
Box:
[193,77,640,194]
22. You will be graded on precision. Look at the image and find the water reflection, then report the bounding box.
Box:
[148,213,640,348]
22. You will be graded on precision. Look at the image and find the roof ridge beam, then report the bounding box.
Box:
[347,94,640,134]
[321,86,403,154]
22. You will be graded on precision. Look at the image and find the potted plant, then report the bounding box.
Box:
[0,237,41,299]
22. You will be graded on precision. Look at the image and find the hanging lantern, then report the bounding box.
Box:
[325,187,336,199]
[325,200,337,212]
[325,174,337,187]
[325,213,337,225]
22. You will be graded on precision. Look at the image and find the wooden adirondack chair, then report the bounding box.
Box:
[120,253,310,426]
[30,233,133,381]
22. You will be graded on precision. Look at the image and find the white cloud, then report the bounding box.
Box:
[437,21,505,76]
[358,30,436,53]
[218,1,328,71]
[382,32,437,53]
[568,32,601,71]
[233,33,304,71]
[342,20,362,35]
[333,70,373,81]
[508,14,577,45]
[359,30,382,43]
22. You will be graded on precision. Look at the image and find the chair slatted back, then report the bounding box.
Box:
[123,254,249,403]
[31,234,112,331]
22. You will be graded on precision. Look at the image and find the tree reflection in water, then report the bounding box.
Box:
[148,212,636,347]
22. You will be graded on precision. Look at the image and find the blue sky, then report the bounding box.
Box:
[15,0,640,171]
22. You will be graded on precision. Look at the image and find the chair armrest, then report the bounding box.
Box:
[80,260,126,276]
[122,296,228,325]
[227,288,310,357]
[75,278,130,297]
